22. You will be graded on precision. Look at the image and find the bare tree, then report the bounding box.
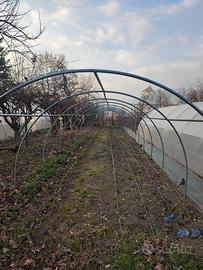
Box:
[186,87,200,102]
[134,86,156,130]
[31,52,96,132]
[177,80,203,104]
[0,0,44,58]
[0,52,41,149]
[139,86,156,112]
[155,89,172,107]
[186,80,203,102]
[0,48,96,147]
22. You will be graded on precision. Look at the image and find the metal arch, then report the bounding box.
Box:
[80,103,139,128]
[57,102,151,152]
[142,121,153,157]
[73,98,163,166]
[1,68,203,116]
[79,102,150,154]
[13,90,187,195]
[14,91,167,184]
[55,98,162,161]
[94,72,109,109]
[42,98,111,158]
[14,96,159,188]
[82,104,149,153]
[42,101,94,159]
[67,99,162,165]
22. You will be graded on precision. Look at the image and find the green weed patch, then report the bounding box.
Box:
[19,138,89,200]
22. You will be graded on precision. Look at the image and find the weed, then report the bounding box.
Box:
[12,219,29,240]
[166,250,203,270]
[68,238,81,254]
[112,253,151,270]
[110,232,203,270]
[109,233,151,270]
[76,166,105,183]
[19,136,90,200]
[76,175,86,183]
[44,195,58,209]
[79,200,90,209]
[88,169,98,177]
[96,225,115,238]
[20,179,40,200]
[62,201,72,212]
[56,153,67,164]
[73,187,96,200]
[88,166,105,177]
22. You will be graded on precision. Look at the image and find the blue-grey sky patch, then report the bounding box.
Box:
[21,0,203,89]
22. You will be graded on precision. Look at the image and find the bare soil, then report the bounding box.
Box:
[0,127,203,270]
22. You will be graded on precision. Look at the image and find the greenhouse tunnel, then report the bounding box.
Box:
[1,69,203,201]
[0,69,203,267]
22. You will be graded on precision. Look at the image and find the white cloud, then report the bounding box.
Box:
[41,35,84,51]
[52,0,87,8]
[149,0,202,18]
[16,0,203,91]
[99,1,120,16]
[127,15,154,47]
[114,50,137,65]
[134,57,203,88]
[114,34,190,67]
[96,25,125,45]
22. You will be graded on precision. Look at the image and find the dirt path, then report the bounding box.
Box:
[0,127,203,270]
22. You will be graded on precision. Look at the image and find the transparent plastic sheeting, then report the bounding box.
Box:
[139,102,203,179]
[0,117,51,141]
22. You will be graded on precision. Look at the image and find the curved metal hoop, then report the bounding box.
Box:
[1,69,202,117]
[1,68,201,195]
[75,100,164,168]
[13,91,187,194]
[38,97,164,169]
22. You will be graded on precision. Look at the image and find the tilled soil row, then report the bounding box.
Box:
[113,128,203,257]
[0,127,202,270]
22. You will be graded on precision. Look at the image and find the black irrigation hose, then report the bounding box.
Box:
[108,130,124,236]
[121,130,171,212]
[124,130,181,203]
[123,129,202,230]
[111,129,156,235]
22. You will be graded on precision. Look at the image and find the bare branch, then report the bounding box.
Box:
[0,0,45,58]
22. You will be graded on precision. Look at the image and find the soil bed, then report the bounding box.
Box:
[0,127,203,270]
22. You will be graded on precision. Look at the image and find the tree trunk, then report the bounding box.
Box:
[14,128,21,151]
[50,116,59,136]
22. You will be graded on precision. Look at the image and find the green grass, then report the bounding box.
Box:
[43,195,59,210]
[19,137,89,200]
[109,233,152,270]
[96,224,115,238]
[76,166,106,183]
[166,250,203,270]
[62,201,73,213]
[68,237,81,254]
[88,166,106,177]
[11,219,30,241]
[109,232,203,270]
[72,186,97,200]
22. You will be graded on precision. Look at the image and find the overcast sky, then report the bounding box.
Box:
[22,0,203,91]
